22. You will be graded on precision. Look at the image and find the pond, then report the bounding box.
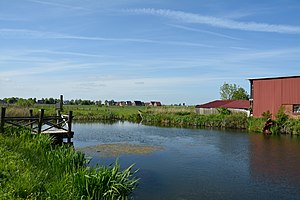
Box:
[73,121,300,200]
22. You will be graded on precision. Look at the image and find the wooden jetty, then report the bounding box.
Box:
[0,107,74,143]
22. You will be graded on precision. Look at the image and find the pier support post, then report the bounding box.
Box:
[29,109,33,130]
[0,107,6,134]
[67,111,73,143]
[60,95,63,112]
[38,109,44,134]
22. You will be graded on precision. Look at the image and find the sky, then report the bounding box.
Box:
[1,0,300,105]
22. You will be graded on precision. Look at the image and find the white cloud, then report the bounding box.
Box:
[0,62,91,78]
[0,28,213,47]
[127,8,300,34]
[168,24,241,40]
[27,0,89,11]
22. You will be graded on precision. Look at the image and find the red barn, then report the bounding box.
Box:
[249,76,300,118]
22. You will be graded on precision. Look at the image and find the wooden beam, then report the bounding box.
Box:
[60,94,63,111]
[67,111,73,143]
[0,107,6,133]
[38,109,44,134]
[29,109,33,129]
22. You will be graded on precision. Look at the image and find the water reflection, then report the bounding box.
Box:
[250,134,300,187]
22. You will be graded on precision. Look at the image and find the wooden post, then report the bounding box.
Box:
[56,109,61,128]
[29,109,33,129]
[67,111,73,143]
[0,107,6,134]
[38,109,44,134]
[60,95,63,111]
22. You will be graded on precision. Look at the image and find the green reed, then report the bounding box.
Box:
[0,128,138,199]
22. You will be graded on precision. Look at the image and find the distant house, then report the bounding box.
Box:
[150,101,162,106]
[144,102,151,106]
[106,100,115,106]
[126,101,132,106]
[133,101,144,106]
[63,100,70,105]
[195,100,250,115]
[116,101,126,106]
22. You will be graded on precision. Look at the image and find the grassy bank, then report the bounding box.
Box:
[3,104,300,134]
[0,128,138,199]
[142,110,248,129]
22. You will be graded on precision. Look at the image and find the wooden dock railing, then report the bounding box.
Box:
[0,107,74,143]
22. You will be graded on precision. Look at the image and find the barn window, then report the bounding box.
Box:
[293,105,300,113]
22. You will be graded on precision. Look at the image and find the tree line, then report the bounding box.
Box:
[0,82,249,107]
[0,97,99,106]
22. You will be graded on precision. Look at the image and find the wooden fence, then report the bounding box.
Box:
[0,107,74,143]
[195,108,250,116]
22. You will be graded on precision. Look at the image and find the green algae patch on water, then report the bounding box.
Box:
[80,143,163,157]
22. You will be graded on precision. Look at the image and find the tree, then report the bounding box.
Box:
[16,98,35,107]
[220,82,249,100]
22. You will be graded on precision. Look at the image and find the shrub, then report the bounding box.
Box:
[217,107,231,115]
[261,110,272,120]
[274,106,289,134]
[248,117,265,133]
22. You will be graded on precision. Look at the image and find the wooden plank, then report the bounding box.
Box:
[39,130,74,139]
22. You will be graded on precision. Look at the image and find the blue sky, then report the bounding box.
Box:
[1,0,300,105]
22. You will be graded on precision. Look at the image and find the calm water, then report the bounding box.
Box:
[73,121,300,200]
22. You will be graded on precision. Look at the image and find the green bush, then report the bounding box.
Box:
[217,107,231,115]
[246,117,264,133]
[261,110,272,120]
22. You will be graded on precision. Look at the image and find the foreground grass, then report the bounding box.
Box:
[0,128,138,199]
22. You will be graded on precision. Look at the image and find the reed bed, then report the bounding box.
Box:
[0,128,138,199]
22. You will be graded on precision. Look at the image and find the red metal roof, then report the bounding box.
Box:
[196,100,250,109]
[248,75,300,81]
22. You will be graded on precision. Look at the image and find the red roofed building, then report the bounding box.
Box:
[195,100,250,115]
[196,100,250,109]
[150,101,162,106]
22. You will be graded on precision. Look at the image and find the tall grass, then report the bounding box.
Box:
[5,104,300,134]
[142,111,248,129]
[0,128,138,199]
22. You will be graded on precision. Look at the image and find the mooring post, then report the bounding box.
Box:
[29,109,34,130]
[67,111,73,143]
[38,109,44,134]
[0,107,6,134]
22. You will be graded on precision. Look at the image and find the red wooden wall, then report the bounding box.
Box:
[252,77,300,117]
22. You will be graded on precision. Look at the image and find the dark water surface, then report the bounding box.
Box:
[73,121,300,200]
